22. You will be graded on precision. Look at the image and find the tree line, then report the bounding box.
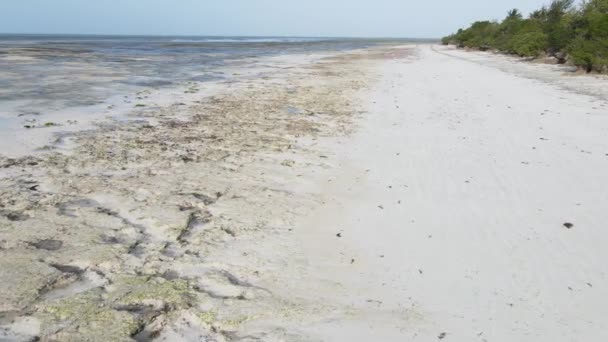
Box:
[442,0,608,72]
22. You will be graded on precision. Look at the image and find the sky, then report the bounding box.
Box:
[0,0,558,38]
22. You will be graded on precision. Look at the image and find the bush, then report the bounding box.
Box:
[441,35,454,45]
[568,4,608,71]
[442,0,608,72]
[512,31,549,57]
[545,0,576,52]
[451,21,500,49]
[493,10,524,52]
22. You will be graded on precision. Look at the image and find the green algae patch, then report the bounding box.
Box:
[221,314,255,329]
[197,310,218,325]
[38,290,141,341]
[33,275,201,341]
[195,310,255,331]
[108,275,197,309]
[0,251,59,312]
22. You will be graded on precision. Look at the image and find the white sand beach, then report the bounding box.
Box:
[2,44,608,341]
[240,45,608,341]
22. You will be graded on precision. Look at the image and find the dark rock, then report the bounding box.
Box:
[0,158,18,168]
[3,211,30,222]
[56,199,99,217]
[30,239,63,251]
[162,270,180,281]
[191,193,217,205]
[177,211,212,242]
[563,222,574,229]
[50,263,84,275]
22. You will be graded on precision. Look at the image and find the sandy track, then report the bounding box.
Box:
[240,45,608,341]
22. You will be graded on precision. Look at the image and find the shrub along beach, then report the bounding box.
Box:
[442,0,608,72]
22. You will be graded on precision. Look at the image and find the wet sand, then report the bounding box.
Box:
[2,44,608,341]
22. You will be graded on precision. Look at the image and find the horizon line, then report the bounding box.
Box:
[0,32,440,40]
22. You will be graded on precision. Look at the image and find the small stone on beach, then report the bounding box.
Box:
[30,239,63,251]
[4,212,29,221]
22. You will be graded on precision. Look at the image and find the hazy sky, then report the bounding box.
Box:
[1,0,557,38]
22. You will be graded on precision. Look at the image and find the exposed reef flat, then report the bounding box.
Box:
[0,46,414,341]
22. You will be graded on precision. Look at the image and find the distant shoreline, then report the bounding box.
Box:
[0,32,440,42]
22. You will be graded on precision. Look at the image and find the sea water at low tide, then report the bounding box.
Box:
[0,35,427,155]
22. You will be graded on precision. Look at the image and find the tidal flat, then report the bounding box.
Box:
[0,35,415,340]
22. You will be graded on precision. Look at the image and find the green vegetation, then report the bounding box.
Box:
[442,0,608,72]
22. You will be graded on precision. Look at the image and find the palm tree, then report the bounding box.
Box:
[506,9,523,20]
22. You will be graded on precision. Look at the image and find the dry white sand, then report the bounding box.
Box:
[237,45,608,341]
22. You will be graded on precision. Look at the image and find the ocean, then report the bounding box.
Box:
[0,35,428,117]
